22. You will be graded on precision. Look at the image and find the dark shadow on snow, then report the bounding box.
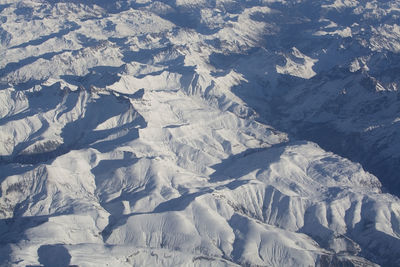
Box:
[10,22,81,49]
[0,50,72,78]
[28,244,72,267]
[0,216,49,266]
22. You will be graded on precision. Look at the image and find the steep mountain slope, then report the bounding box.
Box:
[0,0,400,266]
[211,0,400,195]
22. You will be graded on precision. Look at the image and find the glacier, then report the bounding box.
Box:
[0,0,400,266]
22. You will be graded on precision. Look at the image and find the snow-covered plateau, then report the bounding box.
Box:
[0,0,400,266]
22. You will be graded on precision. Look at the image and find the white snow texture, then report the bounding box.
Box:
[0,0,400,266]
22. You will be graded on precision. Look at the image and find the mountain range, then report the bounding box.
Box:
[1,0,400,266]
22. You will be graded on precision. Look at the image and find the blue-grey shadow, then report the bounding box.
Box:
[0,50,72,78]
[0,86,146,183]
[0,4,10,13]
[100,188,213,241]
[37,244,71,267]
[10,22,80,49]
[0,82,63,126]
[0,216,49,265]
[60,65,123,89]
[209,143,287,183]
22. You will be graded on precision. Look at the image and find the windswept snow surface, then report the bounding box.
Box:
[1,0,400,266]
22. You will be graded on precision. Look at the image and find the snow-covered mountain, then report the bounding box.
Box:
[1,0,400,266]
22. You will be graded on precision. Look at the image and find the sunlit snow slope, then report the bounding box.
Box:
[1,0,400,266]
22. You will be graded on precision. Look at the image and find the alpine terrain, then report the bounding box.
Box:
[0,0,400,266]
